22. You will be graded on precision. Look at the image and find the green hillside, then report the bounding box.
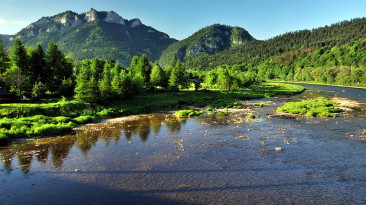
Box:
[182,18,366,70]
[0,9,177,66]
[159,24,256,66]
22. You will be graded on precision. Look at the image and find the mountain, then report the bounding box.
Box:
[159,24,256,66]
[0,8,177,66]
[183,18,366,70]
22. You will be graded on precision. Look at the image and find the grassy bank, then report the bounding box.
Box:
[0,83,304,145]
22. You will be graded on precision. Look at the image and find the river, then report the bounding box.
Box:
[1,84,366,204]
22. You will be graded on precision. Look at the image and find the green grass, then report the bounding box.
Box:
[175,110,204,118]
[277,97,342,117]
[246,114,256,119]
[0,83,304,144]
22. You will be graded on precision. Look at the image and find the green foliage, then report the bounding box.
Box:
[174,110,204,118]
[183,18,366,70]
[254,103,264,107]
[73,115,96,124]
[1,40,73,97]
[0,83,304,144]
[32,123,73,136]
[246,114,256,119]
[52,116,72,123]
[150,62,165,88]
[169,59,188,90]
[159,24,255,66]
[0,38,9,73]
[277,97,342,117]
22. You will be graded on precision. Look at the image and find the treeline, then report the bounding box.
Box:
[73,56,190,104]
[0,39,73,98]
[184,18,366,70]
[0,39,262,104]
[254,38,366,85]
[206,38,366,87]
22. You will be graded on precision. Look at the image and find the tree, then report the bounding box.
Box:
[99,63,113,102]
[45,41,73,94]
[216,67,232,91]
[150,62,165,89]
[5,39,30,95]
[9,39,29,74]
[74,66,99,103]
[169,60,188,91]
[136,55,152,89]
[0,38,9,74]
[29,44,46,84]
[129,56,139,75]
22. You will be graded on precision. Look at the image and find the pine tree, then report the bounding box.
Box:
[150,62,165,89]
[136,55,152,89]
[99,63,113,102]
[5,39,30,95]
[169,60,187,91]
[129,56,139,75]
[9,39,29,74]
[0,38,9,74]
[29,44,46,84]
[45,41,72,94]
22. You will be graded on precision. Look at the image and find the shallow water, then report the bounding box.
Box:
[1,84,366,204]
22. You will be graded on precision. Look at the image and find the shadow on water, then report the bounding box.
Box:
[0,173,199,205]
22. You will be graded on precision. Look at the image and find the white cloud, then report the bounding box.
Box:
[0,18,7,25]
[10,20,24,25]
[0,18,25,25]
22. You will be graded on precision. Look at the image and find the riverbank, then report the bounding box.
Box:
[0,83,304,145]
[270,80,366,90]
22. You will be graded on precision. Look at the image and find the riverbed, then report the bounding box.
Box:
[1,84,366,204]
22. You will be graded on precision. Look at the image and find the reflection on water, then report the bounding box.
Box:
[0,114,188,173]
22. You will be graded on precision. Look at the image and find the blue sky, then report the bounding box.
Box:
[1,0,366,40]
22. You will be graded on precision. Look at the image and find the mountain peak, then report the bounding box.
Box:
[104,11,125,25]
[84,8,98,22]
[159,24,256,66]
[129,18,142,27]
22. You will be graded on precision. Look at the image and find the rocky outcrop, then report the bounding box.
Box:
[34,17,52,27]
[104,11,125,25]
[72,15,82,27]
[130,19,142,28]
[84,8,98,22]
[47,25,59,32]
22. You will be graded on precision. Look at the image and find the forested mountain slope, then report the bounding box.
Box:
[0,8,177,66]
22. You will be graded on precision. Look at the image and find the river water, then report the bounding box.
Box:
[1,84,366,204]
